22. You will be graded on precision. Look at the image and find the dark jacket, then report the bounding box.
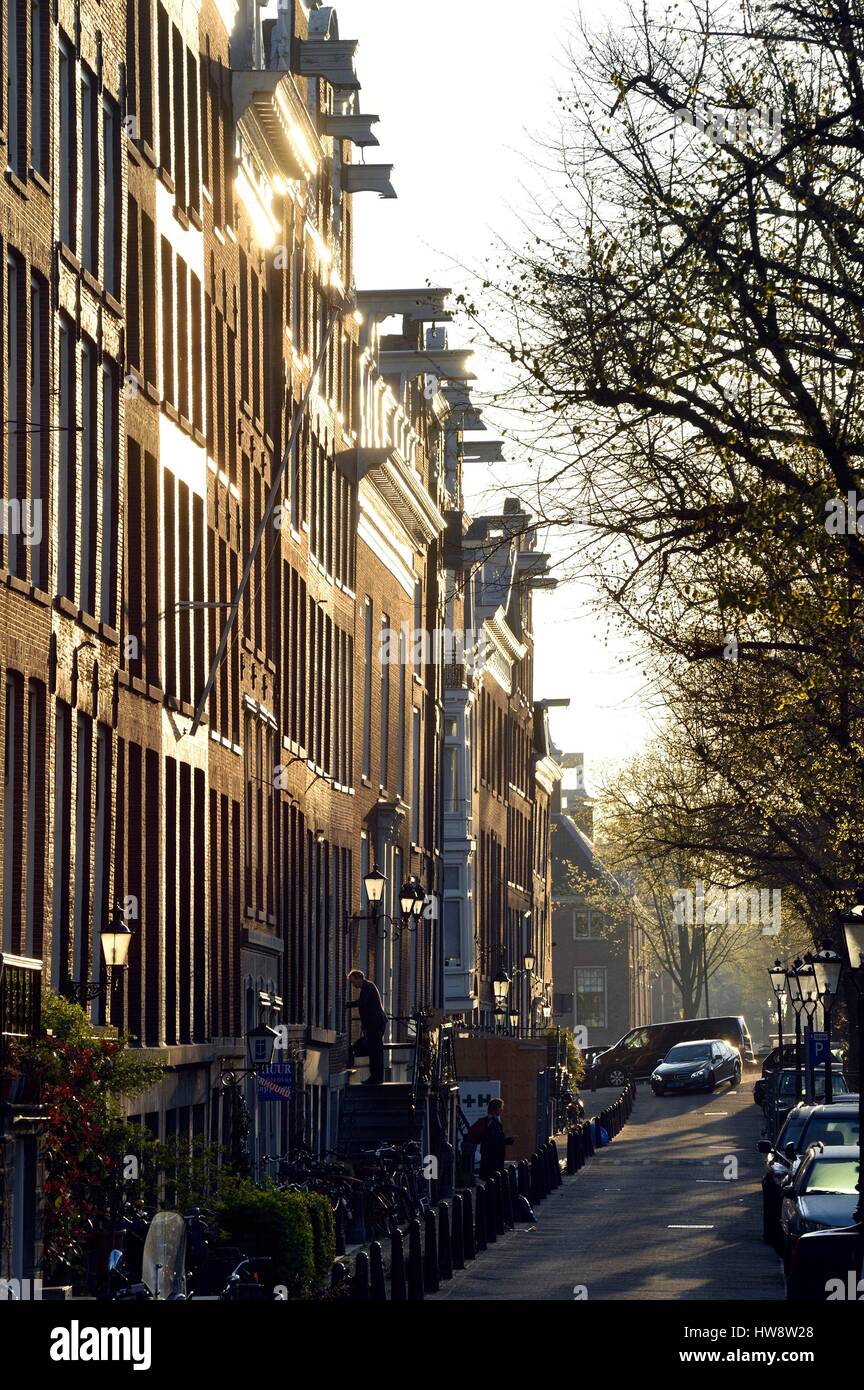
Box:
[349,980,386,1033]
[478,1115,507,1177]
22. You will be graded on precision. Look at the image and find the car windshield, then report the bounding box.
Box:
[665,1044,712,1062]
[800,1116,860,1148]
[779,1072,840,1099]
[802,1158,860,1196]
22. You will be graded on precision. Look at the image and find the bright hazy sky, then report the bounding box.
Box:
[332,0,655,776]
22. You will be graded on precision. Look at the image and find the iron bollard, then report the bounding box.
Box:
[369,1241,387,1301]
[331,1260,350,1296]
[584,1119,595,1157]
[451,1192,466,1269]
[352,1249,371,1300]
[474,1182,488,1252]
[438,1201,454,1280]
[423,1207,440,1294]
[566,1130,577,1175]
[493,1173,506,1235]
[508,1163,519,1215]
[485,1179,498,1243]
[334,1198,346,1256]
[550,1139,562,1186]
[530,1152,544,1203]
[518,1157,532,1199]
[462,1188,477,1261]
[575,1125,586,1169]
[407,1218,425,1300]
[390,1227,407,1301]
[502,1166,515,1228]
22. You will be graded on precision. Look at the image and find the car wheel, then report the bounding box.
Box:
[733,1063,741,1087]
[607,1067,627,1088]
[706,1071,716,1091]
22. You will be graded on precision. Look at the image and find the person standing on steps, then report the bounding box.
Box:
[345,970,387,1085]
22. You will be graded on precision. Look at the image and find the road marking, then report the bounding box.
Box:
[668,1224,715,1229]
[703,1111,728,1115]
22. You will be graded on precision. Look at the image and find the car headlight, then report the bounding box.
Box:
[690,1067,709,1078]
[651,1072,661,1081]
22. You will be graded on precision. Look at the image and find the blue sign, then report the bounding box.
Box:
[256,1061,295,1102]
[806,1031,829,1068]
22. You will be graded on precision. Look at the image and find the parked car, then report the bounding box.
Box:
[786,1221,864,1301]
[762,1067,849,1142]
[754,1044,846,1106]
[778,1143,861,1271]
[591,1015,755,1087]
[759,1100,860,1249]
[650,1039,741,1096]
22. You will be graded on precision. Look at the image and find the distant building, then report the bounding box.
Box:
[551,755,651,1049]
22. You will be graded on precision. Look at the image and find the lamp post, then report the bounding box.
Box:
[811,941,843,1105]
[508,952,536,1038]
[839,901,864,1225]
[65,903,134,1023]
[346,867,426,942]
[799,958,819,1104]
[787,958,806,1101]
[768,959,787,1055]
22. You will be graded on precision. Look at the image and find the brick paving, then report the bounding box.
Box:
[432,1076,786,1300]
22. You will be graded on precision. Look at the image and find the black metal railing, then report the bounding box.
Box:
[0,953,43,1066]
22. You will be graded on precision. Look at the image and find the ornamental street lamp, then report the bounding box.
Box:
[492,967,511,1008]
[787,958,806,1101]
[65,903,134,1022]
[347,868,428,940]
[768,958,787,1056]
[799,957,819,1104]
[839,899,864,1224]
[812,941,843,1105]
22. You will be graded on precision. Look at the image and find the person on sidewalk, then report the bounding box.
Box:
[345,970,387,1085]
[477,1098,514,1180]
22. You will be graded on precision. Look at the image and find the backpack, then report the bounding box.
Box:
[465,1116,491,1145]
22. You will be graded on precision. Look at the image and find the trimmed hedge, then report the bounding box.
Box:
[214,1179,337,1299]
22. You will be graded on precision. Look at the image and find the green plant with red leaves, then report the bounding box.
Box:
[34,992,162,1283]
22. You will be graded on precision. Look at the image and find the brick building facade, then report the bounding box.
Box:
[0,0,563,1270]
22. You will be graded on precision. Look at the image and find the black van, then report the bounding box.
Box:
[590,1016,754,1087]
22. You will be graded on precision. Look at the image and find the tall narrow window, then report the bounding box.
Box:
[51,703,72,989]
[186,49,200,213]
[81,67,99,275]
[24,680,45,958]
[362,599,372,779]
[141,212,157,384]
[190,272,202,431]
[3,673,23,951]
[379,614,390,788]
[91,725,112,1014]
[72,714,93,983]
[137,0,153,146]
[103,97,120,297]
[7,0,22,174]
[161,236,174,403]
[80,340,97,615]
[59,38,76,248]
[29,274,46,590]
[171,25,186,206]
[57,315,76,600]
[411,709,421,844]
[101,361,118,626]
[30,0,46,173]
[6,253,25,578]
[157,3,172,174]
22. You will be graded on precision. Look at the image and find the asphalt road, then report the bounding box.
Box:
[432,1075,786,1300]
